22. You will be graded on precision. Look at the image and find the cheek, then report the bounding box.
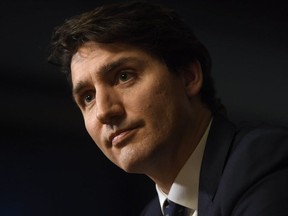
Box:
[83,113,101,143]
[132,82,175,128]
[84,116,112,159]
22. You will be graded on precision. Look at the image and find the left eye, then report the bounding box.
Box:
[118,71,133,82]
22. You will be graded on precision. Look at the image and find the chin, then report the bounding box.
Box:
[109,138,159,174]
[115,149,149,174]
[117,157,145,174]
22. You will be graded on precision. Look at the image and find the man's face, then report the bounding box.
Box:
[71,42,195,173]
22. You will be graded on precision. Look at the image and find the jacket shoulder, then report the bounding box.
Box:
[216,121,288,215]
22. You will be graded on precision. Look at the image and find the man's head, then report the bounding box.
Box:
[49,0,224,114]
[48,1,224,179]
[70,41,207,176]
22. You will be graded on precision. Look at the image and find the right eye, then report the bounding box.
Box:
[80,91,95,107]
[85,94,92,102]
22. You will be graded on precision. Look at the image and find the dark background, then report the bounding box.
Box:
[1,0,287,215]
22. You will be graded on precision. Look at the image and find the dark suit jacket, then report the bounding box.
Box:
[140,115,288,216]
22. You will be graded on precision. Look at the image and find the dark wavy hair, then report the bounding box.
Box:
[48,0,226,115]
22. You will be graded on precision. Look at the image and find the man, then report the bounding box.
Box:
[48,1,288,215]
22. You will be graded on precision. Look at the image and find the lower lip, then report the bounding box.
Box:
[111,129,137,147]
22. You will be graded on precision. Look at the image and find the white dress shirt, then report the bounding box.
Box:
[156,119,212,216]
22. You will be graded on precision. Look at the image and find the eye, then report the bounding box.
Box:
[84,94,93,103]
[118,71,134,83]
[79,91,95,107]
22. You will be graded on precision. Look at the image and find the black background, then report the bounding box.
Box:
[1,0,288,215]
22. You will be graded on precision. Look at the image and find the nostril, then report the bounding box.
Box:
[96,103,125,124]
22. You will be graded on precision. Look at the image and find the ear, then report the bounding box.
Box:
[182,59,203,97]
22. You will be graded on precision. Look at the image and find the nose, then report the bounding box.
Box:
[95,87,125,124]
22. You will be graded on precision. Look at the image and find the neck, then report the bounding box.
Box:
[148,105,212,194]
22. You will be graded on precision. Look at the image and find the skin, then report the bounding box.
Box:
[71,41,211,193]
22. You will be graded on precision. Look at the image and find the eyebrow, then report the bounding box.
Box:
[72,56,146,99]
[72,80,89,100]
[99,56,145,76]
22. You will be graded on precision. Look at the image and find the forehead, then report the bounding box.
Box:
[72,42,121,64]
[71,42,155,74]
[71,41,152,63]
[71,42,130,80]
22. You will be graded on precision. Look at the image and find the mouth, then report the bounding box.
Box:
[108,127,139,147]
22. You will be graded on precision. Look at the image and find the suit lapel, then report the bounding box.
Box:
[198,115,236,216]
[140,196,162,216]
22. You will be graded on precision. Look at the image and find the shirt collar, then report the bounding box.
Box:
[156,119,212,212]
